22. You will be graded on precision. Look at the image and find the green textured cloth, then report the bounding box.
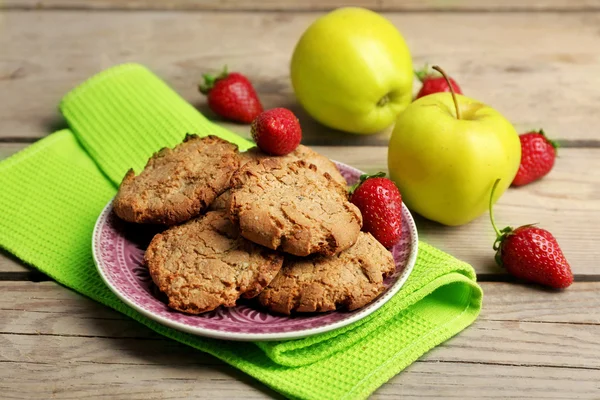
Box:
[0,64,482,400]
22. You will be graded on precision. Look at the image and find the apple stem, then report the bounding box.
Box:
[489,178,502,237]
[432,65,461,120]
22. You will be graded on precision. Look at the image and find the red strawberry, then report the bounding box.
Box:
[489,179,573,289]
[350,173,403,248]
[199,67,263,124]
[251,108,302,156]
[415,65,463,99]
[512,129,558,187]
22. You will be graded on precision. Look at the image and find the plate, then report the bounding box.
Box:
[92,161,419,341]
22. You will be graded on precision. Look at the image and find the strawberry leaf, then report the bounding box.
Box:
[414,64,431,82]
[198,66,229,95]
[537,129,560,150]
[348,172,386,195]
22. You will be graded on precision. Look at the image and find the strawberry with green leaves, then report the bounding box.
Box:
[199,67,263,124]
[490,179,573,289]
[350,173,402,248]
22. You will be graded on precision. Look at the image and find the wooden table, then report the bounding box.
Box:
[1,1,599,398]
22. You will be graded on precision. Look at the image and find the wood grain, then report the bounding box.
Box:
[1,11,600,143]
[2,281,598,329]
[1,144,597,276]
[0,281,598,399]
[2,0,598,12]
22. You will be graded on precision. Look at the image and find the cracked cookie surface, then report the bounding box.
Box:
[145,211,284,314]
[208,144,346,213]
[240,145,347,186]
[258,232,395,314]
[228,159,362,256]
[114,134,239,225]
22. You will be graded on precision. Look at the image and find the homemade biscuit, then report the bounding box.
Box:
[209,145,346,212]
[208,189,231,212]
[145,211,284,314]
[240,145,347,186]
[258,232,396,314]
[114,134,239,225]
[228,159,362,256]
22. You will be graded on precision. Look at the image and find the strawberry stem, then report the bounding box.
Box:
[489,178,514,256]
[432,65,461,120]
[489,178,502,237]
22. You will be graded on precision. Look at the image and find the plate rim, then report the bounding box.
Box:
[92,160,419,341]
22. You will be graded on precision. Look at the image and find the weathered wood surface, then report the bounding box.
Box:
[1,11,600,143]
[1,5,599,400]
[1,144,598,276]
[1,281,598,399]
[3,0,599,11]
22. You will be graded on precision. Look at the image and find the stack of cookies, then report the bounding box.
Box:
[113,134,395,315]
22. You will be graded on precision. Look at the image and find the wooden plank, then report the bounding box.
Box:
[2,281,598,330]
[2,0,597,12]
[1,144,597,276]
[1,11,600,143]
[0,281,598,399]
[1,359,598,400]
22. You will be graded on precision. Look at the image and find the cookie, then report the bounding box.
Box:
[258,232,395,314]
[208,189,231,212]
[145,211,284,314]
[228,158,362,256]
[240,145,347,186]
[114,134,239,225]
[206,144,345,213]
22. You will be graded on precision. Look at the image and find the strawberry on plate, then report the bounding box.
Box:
[512,129,558,187]
[251,108,302,156]
[199,67,263,124]
[415,65,463,99]
[489,179,573,289]
[350,173,402,248]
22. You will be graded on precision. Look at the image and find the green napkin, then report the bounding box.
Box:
[0,64,482,400]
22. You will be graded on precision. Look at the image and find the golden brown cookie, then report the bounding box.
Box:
[145,211,284,314]
[240,145,347,186]
[228,159,362,257]
[208,190,231,212]
[114,134,239,225]
[258,232,395,315]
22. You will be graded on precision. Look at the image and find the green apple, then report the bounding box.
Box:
[291,7,413,134]
[388,90,521,226]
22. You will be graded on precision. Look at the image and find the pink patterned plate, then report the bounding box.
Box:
[92,161,418,341]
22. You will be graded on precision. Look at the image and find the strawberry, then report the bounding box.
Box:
[350,173,403,248]
[199,67,263,124]
[489,179,573,289]
[512,129,558,187]
[251,108,302,156]
[415,65,463,99]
